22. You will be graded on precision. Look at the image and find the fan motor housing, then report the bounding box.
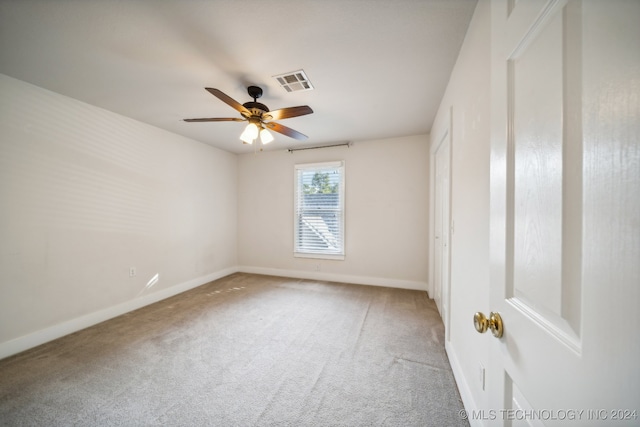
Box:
[242,101,269,113]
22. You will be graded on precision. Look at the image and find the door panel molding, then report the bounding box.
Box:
[504,0,583,354]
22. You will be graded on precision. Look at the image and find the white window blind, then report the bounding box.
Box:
[294,161,345,260]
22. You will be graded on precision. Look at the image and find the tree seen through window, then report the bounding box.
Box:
[303,172,339,194]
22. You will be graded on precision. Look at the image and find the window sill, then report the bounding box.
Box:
[294,252,345,261]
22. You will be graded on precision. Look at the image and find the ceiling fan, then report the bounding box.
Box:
[184,86,313,145]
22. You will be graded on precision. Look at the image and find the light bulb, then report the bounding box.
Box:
[245,123,259,139]
[260,128,274,144]
[240,123,259,144]
[240,131,254,144]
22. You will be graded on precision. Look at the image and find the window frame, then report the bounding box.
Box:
[293,161,345,260]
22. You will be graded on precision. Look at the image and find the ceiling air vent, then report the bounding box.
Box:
[273,69,314,92]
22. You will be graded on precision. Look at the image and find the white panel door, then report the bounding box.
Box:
[434,132,450,326]
[485,1,640,425]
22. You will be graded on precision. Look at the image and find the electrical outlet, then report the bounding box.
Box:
[478,362,485,391]
[129,267,136,277]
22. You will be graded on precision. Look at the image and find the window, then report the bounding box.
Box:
[294,161,345,260]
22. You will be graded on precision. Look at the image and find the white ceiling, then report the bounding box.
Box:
[0,0,477,154]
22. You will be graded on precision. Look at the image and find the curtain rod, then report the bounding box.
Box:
[287,142,351,153]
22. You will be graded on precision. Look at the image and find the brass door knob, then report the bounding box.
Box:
[473,312,504,338]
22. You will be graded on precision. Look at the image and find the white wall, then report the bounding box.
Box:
[237,135,429,290]
[429,0,491,416]
[0,74,238,358]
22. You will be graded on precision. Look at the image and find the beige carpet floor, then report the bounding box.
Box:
[0,273,468,426]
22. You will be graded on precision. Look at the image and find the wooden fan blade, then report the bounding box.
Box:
[184,118,245,122]
[205,88,250,115]
[265,122,308,140]
[263,106,313,121]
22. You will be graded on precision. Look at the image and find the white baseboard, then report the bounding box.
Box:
[446,340,484,427]
[238,265,428,292]
[0,266,238,361]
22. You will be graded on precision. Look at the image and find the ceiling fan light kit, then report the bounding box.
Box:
[184,85,313,147]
